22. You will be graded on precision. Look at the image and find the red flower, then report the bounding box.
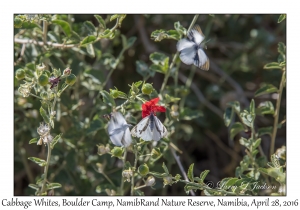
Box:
[142,97,166,118]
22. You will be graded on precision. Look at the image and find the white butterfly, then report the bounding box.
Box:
[131,112,168,141]
[176,25,209,70]
[107,111,132,147]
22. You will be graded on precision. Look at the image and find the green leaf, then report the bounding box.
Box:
[256,101,274,115]
[150,52,168,65]
[255,84,278,97]
[162,162,169,175]
[28,184,39,190]
[263,62,282,70]
[46,183,62,190]
[187,163,194,182]
[151,29,168,42]
[50,133,62,149]
[81,35,96,46]
[257,126,273,137]
[29,138,38,144]
[149,64,165,74]
[180,107,203,120]
[134,189,145,196]
[278,42,286,55]
[99,29,112,38]
[174,21,187,36]
[240,110,254,128]
[28,157,47,167]
[84,21,96,33]
[52,20,72,37]
[166,30,181,40]
[94,15,106,29]
[21,22,40,29]
[239,137,251,149]
[126,36,137,49]
[227,101,241,113]
[250,99,255,115]
[224,106,234,127]
[164,94,180,104]
[86,43,95,57]
[136,61,155,78]
[222,178,239,189]
[110,15,119,22]
[134,81,143,88]
[40,107,50,124]
[100,90,116,107]
[253,138,261,149]
[199,170,210,182]
[258,167,285,184]
[230,122,244,139]
[278,14,286,23]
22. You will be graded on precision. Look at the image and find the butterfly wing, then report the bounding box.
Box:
[121,126,132,147]
[131,116,152,141]
[188,25,205,45]
[152,116,168,141]
[176,38,195,52]
[179,47,197,65]
[194,48,209,70]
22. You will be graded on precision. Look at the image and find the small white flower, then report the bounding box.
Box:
[122,169,133,182]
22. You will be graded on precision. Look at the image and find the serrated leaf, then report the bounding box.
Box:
[162,162,169,175]
[29,138,38,144]
[278,14,286,23]
[94,15,106,29]
[255,84,278,97]
[84,21,96,33]
[256,101,274,115]
[224,106,234,127]
[200,170,210,182]
[187,163,194,182]
[40,107,50,124]
[52,20,72,37]
[81,35,96,46]
[230,122,244,139]
[100,90,115,107]
[50,133,62,149]
[28,157,47,167]
[47,183,62,190]
[263,62,282,70]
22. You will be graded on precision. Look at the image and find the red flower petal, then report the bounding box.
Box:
[141,98,166,118]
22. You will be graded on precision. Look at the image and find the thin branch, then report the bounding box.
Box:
[170,147,196,196]
[14,38,77,49]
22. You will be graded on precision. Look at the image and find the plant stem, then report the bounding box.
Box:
[43,20,48,44]
[160,14,199,93]
[119,149,127,195]
[40,141,52,194]
[102,172,116,188]
[29,93,43,100]
[270,71,286,156]
[134,184,146,190]
[131,144,138,195]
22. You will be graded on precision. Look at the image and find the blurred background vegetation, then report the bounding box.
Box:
[14,14,286,195]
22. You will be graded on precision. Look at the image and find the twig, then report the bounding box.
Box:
[178,72,223,118]
[119,149,127,195]
[170,147,196,196]
[270,71,285,156]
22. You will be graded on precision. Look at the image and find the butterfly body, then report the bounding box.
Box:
[131,112,167,141]
[177,25,209,70]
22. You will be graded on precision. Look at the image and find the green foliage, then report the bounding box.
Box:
[14,14,286,196]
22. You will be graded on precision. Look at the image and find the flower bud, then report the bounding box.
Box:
[145,176,156,186]
[38,74,49,86]
[15,69,25,80]
[142,83,153,95]
[122,169,133,182]
[63,67,71,76]
[14,17,22,28]
[138,163,149,176]
[65,74,76,86]
[110,89,119,99]
[36,63,46,71]
[40,91,48,100]
[151,148,161,159]
[97,145,107,155]
[163,175,173,186]
[111,147,123,158]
